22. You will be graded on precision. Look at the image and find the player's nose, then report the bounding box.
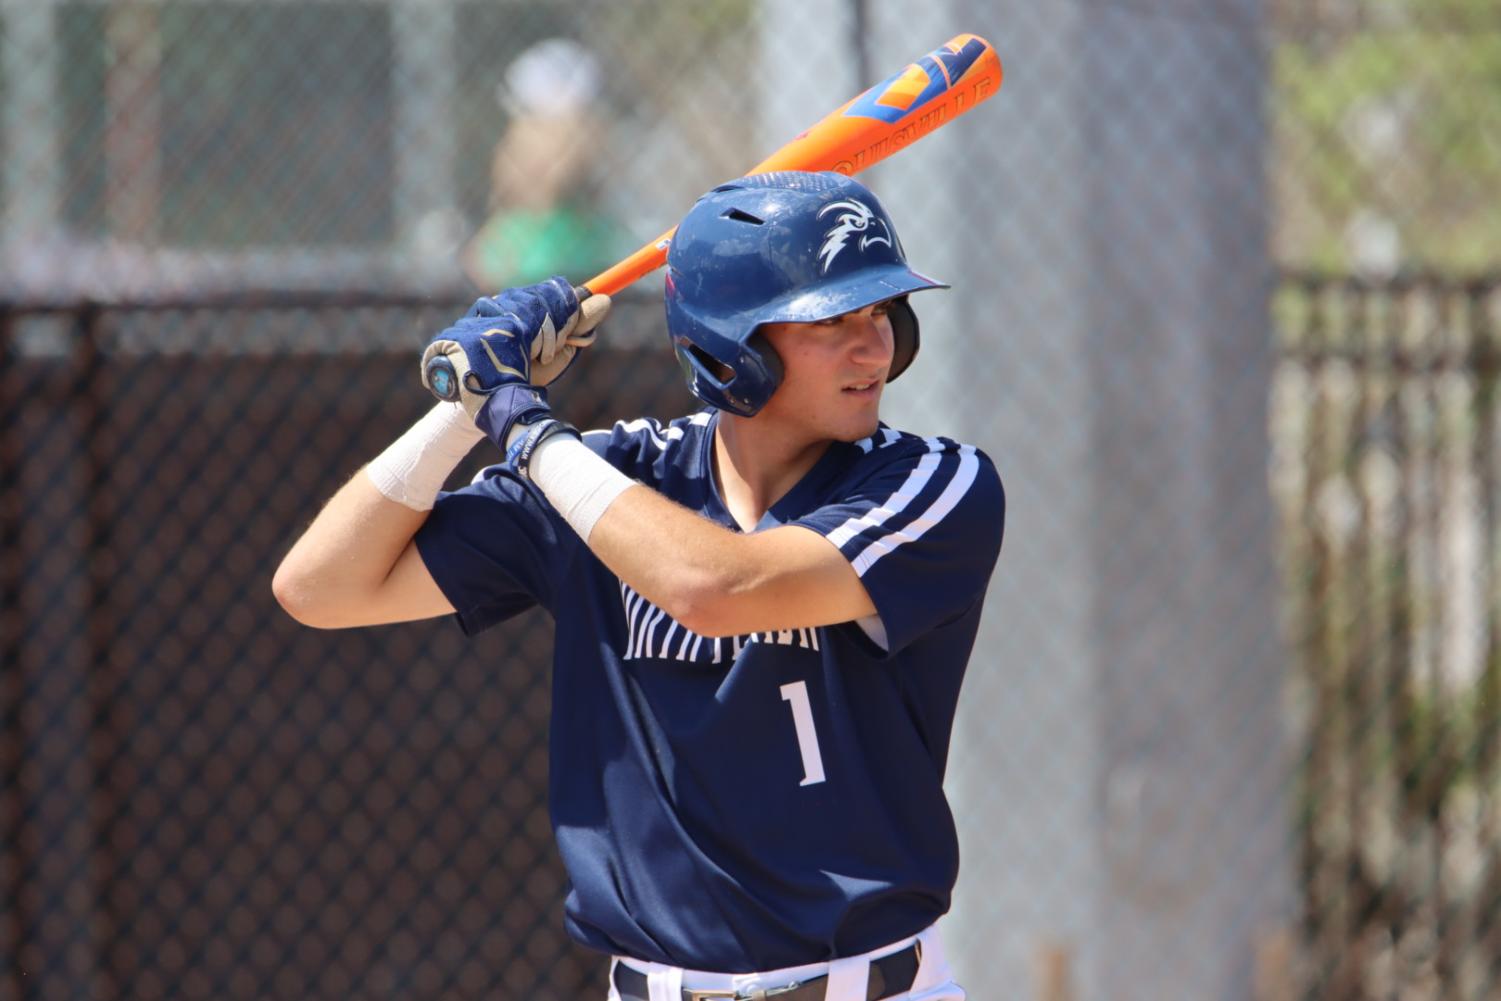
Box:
[847,309,895,367]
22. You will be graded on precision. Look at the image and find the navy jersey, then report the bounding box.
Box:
[414,410,1004,972]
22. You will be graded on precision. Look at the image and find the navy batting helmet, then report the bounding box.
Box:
[664,171,948,417]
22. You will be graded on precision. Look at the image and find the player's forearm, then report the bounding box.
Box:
[525,434,749,630]
[583,483,753,632]
[529,436,869,636]
[582,487,873,636]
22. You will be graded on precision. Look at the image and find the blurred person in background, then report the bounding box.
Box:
[463,38,629,289]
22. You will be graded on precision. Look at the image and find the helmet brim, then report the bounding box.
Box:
[756,264,949,325]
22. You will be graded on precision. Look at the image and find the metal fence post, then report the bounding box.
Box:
[876,1,1290,998]
[0,302,32,999]
[76,301,124,1001]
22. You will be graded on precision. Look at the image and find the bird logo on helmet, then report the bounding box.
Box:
[816,199,893,273]
[664,171,949,418]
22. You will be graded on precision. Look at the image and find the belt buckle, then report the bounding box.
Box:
[685,992,739,1001]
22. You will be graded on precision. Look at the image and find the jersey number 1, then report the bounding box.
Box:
[779,681,827,786]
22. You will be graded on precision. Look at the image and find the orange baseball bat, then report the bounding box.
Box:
[582,33,1003,297]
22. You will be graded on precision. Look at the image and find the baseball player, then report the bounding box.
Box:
[274,171,1004,1001]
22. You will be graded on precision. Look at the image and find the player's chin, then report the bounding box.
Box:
[830,402,884,442]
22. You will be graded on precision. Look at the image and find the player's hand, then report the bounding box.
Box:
[533,288,611,386]
[421,278,611,413]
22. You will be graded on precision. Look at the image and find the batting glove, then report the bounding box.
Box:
[478,383,580,476]
[421,277,611,414]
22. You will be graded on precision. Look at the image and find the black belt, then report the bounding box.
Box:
[612,943,920,1001]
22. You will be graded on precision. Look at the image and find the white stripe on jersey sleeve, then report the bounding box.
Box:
[615,412,714,453]
[825,439,945,549]
[849,445,980,576]
[616,417,670,450]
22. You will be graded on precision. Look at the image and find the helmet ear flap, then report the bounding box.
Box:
[676,327,785,417]
[745,328,785,398]
[886,297,921,383]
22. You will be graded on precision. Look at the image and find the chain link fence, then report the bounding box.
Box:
[1,293,693,1001]
[2,1,1501,999]
[1273,275,1501,999]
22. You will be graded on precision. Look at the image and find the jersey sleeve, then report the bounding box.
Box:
[414,463,578,635]
[794,438,1005,655]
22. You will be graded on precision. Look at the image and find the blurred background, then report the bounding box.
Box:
[2,0,1500,999]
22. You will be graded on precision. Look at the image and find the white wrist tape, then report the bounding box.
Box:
[529,434,635,542]
[365,402,485,511]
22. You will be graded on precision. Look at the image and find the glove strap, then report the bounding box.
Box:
[477,382,552,448]
[506,418,582,480]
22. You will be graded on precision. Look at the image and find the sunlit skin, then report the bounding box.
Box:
[712,301,895,529]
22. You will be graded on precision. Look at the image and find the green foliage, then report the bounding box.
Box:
[1274,4,1501,272]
